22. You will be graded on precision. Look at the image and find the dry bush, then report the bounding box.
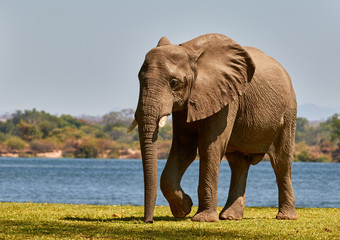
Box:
[30,139,56,153]
[62,138,80,158]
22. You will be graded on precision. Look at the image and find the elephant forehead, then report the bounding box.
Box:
[145,46,189,65]
[140,64,188,81]
[140,48,192,79]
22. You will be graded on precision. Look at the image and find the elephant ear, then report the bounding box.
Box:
[181,34,255,122]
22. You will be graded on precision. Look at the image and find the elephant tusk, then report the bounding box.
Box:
[127,119,138,133]
[158,115,168,128]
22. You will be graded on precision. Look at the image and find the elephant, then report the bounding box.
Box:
[128,33,297,223]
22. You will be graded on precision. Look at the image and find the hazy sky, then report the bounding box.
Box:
[1,0,339,116]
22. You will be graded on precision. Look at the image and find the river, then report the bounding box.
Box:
[0,158,338,208]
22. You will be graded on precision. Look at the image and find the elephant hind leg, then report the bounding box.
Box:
[268,118,297,220]
[220,152,250,220]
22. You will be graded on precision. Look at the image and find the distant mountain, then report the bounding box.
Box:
[0,112,13,122]
[76,114,102,124]
[298,104,340,121]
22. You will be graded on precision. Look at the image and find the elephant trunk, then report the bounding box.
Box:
[136,101,160,223]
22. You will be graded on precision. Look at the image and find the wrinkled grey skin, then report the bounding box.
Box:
[131,34,297,222]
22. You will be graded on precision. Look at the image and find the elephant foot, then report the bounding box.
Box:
[276,208,297,220]
[219,197,245,220]
[219,208,244,220]
[168,193,193,218]
[192,210,219,222]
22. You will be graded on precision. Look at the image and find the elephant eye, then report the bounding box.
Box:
[170,79,180,89]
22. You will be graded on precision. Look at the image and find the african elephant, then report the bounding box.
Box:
[128,33,297,223]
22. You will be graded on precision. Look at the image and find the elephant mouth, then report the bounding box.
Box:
[127,114,169,133]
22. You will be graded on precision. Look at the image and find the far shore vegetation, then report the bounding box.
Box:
[0,108,340,162]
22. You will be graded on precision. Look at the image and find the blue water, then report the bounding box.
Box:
[0,158,339,208]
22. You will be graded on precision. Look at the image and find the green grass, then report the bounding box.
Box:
[0,203,338,239]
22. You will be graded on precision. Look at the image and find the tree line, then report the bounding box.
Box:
[294,114,340,162]
[0,109,171,159]
[0,109,339,162]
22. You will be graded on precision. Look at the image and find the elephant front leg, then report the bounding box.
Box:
[220,152,250,220]
[160,116,198,218]
[160,158,195,218]
[191,154,221,222]
[191,105,236,222]
[191,145,223,222]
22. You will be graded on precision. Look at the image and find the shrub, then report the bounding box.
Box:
[332,143,340,162]
[75,141,99,158]
[296,151,312,162]
[0,143,7,152]
[319,139,336,154]
[62,138,79,157]
[108,149,120,159]
[5,136,27,151]
[295,141,310,153]
[315,156,329,162]
[96,138,115,152]
[30,139,56,153]
[108,142,131,159]
[0,133,9,143]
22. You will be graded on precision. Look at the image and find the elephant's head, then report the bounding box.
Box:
[128,33,255,222]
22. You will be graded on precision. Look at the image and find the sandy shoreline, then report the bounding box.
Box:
[0,149,142,159]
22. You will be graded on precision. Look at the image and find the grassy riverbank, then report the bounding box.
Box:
[0,203,338,239]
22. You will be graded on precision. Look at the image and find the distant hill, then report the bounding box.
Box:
[0,112,12,122]
[298,104,340,121]
[76,114,102,124]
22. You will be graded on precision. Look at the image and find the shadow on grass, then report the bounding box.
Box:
[242,217,275,220]
[0,219,253,239]
[62,216,191,222]
[62,213,278,223]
